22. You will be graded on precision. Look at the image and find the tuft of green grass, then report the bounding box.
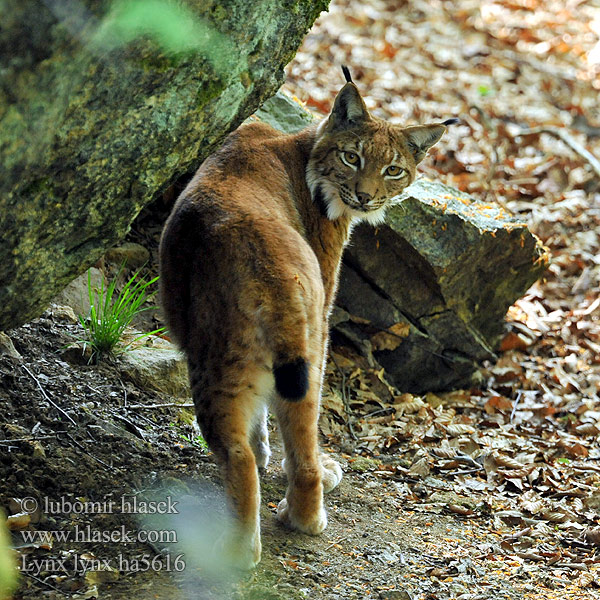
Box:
[168,423,209,451]
[78,267,165,362]
[180,432,209,451]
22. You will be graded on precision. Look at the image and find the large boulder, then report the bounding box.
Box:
[255,94,550,393]
[337,183,549,392]
[0,0,328,331]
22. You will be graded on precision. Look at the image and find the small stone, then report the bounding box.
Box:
[4,424,28,437]
[118,338,189,398]
[429,490,476,511]
[49,303,78,323]
[379,591,412,600]
[348,456,379,473]
[0,332,21,359]
[30,441,46,459]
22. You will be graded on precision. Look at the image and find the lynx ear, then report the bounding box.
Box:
[326,82,370,131]
[403,124,447,164]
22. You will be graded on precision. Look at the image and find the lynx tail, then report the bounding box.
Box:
[274,358,309,402]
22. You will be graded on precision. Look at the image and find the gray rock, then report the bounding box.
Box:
[118,339,189,398]
[0,0,329,330]
[53,268,104,319]
[253,92,314,134]
[337,181,549,392]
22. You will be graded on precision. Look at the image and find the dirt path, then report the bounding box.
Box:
[1,314,597,599]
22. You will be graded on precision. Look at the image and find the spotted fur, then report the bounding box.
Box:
[306,77,449,225]
[159,68,451,569]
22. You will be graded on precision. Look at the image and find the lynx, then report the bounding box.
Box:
[159,67,454,568]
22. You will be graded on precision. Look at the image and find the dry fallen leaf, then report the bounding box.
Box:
[6,512,31,530]
[484,396,514,414]
[370,322,410,351]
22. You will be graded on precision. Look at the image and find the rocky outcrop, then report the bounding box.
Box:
[336,182,550,392]
[256,93,550,392]
[0,0,328,331]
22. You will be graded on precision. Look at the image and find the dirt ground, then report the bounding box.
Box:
[2,314,596,600]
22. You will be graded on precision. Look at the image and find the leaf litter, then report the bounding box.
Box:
[284,0,600,597]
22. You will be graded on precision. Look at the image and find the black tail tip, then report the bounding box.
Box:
[443,118,460,126]
[274,358,309,401]
[341,65,353,83]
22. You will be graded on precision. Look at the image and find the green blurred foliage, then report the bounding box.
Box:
[93,0,235,70]
[0,513,17,600]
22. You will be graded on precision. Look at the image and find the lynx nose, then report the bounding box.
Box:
[356,192,372,206]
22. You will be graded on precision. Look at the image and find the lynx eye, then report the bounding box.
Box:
[384,165,405,178]
[341,151,360,167]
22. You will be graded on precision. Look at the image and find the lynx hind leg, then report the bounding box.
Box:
[281,453,342,493]
[208,438,261,569]
[274,361,329,536]
[250,404,271,471]
[209,424,261,570]
[193,366,273,570]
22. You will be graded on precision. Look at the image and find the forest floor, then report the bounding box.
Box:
[2,314,597,600]
[2,0,600,599]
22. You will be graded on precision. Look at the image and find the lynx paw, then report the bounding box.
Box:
[281,455,342,493]
[215,529,261,570]
[320,454,342,493]
[277,497,327,535]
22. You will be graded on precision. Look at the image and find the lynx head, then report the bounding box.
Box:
[307,67,455,225]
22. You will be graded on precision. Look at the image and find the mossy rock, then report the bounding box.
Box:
[337,182,549,392]
[0,0,329,330]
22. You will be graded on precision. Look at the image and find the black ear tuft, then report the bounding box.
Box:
[341,65,353,83]
[443,118,460,126]
[274,358,309,401]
